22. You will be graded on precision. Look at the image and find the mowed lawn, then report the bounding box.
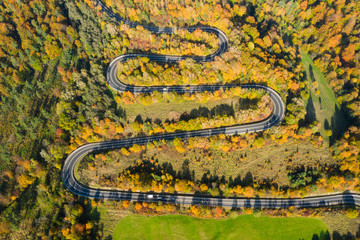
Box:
[113,214,328,240]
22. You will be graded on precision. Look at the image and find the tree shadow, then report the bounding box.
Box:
[179,104,235,122]
[237,98,260,111]
[133,102,239,127]
[305,91,316,123]
[324,119,330,130]
[154,118,162,125]
[243,172,254,186]
[178,159,192,180]
[201,171,221,185]
[13,181,39,223]
[308,230,330,240]
[332,231,355,240]
[135,115,144,124]
[329,104,352,145]
[309,65,316,82]
[319,97,323,110]
[228,172,254,187]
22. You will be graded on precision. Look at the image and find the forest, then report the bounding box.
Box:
[0,0,359,239]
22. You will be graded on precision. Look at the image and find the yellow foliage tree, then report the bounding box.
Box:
[121,148,130,156]
[122,200,130,208]
[134,202,142,211]
[17,173,35,189]
[328,34,341,48]
[243,186,255,198]
[342,44,355,62]
[200,183,208,192]
[130,144,142,153]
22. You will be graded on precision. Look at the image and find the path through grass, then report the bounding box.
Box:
[113,214,329,240]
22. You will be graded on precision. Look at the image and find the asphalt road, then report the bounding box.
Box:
[61,0,360,207]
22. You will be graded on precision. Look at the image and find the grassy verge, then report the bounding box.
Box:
[112,214,329,240]
[300,50,350,144]
[97,206,130,238]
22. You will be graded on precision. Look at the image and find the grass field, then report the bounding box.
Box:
[300,50,350,144]
[112,214,329,240]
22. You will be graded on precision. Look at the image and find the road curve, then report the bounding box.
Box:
[61,0,360,207]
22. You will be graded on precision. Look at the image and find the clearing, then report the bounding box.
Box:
[121,92,269,124]
[300,50,351,145]
[78,139,336,190]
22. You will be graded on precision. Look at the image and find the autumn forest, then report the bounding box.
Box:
[0,0,360,238]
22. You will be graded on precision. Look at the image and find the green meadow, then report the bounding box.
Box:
[113,214,329,240]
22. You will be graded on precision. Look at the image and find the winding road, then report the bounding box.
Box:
[61,0,360,207]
